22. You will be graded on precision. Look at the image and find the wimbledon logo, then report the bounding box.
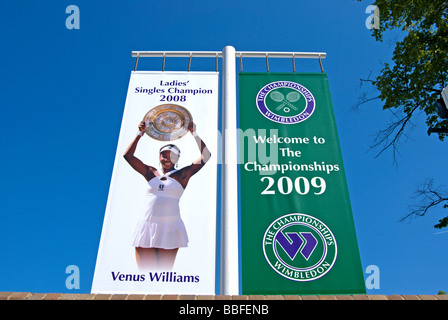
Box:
[256,81,316,124]
[263,213,337,281]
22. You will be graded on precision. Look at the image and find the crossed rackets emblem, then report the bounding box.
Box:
[270,91,301,113]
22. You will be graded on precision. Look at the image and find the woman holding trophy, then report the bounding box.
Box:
[123,108,211,271]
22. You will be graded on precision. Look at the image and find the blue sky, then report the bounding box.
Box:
[0,0,447,295]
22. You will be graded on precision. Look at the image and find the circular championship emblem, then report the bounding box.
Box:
[263,213,337,281]
[255,81,316,124]
[143,104,193,141]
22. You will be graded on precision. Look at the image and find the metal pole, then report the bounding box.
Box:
[221,45,239,295]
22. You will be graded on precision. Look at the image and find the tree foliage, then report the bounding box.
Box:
[358,0,448,228]
[358,0,448,159]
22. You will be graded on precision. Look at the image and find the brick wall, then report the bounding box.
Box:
[1,292,447,300]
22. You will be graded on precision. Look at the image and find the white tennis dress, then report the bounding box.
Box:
[131,169,189,249]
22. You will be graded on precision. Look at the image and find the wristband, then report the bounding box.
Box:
[137,131,144,136]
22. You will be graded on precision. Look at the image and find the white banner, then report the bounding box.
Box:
[92,71,219,294]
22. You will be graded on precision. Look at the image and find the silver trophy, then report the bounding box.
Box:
[143,104,193,141]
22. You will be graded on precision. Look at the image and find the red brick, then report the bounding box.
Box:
[265,295,284,300]
[76,294,95,300]
[126,294,145,300]
[9,292,30,300]
[318,295,337,300]
[418,295,438,300]
[401,295,421,300]
[26,293,46,300]
[0,292,445,301]
[196,295,215,300]
[109,294,128,300]
[144,295,162,300]
[179,295,196,300]
[301,295,319,300]
[92,294,112,300]
[352,294,370,300]
[0,292,13,300]
[43,293,63,300]
[335,295,354,300]
[60,294,79,300]
[387,295,404,300]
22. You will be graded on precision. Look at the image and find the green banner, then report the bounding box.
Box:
[238,72,365,295]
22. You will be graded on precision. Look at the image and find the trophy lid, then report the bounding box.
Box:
[143,104,192,141]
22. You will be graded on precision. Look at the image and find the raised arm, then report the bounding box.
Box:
[190,122,211,166]
[123,121,157,181]
[174,122,211,188]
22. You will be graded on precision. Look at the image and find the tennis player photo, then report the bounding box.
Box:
[124,119,211,271]
[92,71,219,295]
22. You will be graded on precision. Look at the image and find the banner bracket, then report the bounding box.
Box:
[319,55,324,73]
[292,53,296,73]
[216,53,219,72]
[265,53,269,73]
[188,53,192,72]
[134,53,139,71]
